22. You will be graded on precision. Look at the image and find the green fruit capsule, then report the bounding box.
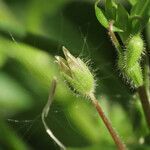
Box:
[125,62,143,87]
[125,34,144,68]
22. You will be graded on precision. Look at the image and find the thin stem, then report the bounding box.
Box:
[89,93,126,150]
[108,21,124,55]
[144,54,150,99]
[41,78,66,150]
[137,86,150,129]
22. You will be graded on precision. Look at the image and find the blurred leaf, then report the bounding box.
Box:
[0,36,74,104]
[67,143,115,150]
[0,0,26,37]
[110,104,135,141]
[43,14,83,50]
[0,119,30,150]
[68,101,102,143]
[0,52,7,68]
[130,0,150,16]
[67,144,150,150]
[130,96,149,136]
[26,0,69,35]
[0,72,33,115]
[130,0,150,33]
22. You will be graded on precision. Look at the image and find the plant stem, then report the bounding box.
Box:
[108,20,150,130]
[144,55,150,99]
[41,78,66,150]
[108,21,123,55]
[89,93,126,150]
[137,86,150,129]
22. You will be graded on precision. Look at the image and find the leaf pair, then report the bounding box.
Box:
[95,0,150,40]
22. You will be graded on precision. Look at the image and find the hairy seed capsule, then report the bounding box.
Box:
[117,35,144,87]
[125,34,144,68]
[125,62,143,87]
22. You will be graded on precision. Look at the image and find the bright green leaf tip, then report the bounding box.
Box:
[95,0,108,29]
[95,0,123,32]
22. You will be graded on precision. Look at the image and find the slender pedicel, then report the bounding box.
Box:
[42,78,66,150]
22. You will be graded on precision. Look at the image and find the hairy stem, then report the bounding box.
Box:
[89,93,126,150]
[137,86,150,129]
[108,21,123,55]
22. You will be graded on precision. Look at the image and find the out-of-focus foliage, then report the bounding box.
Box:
[0,0,149,150]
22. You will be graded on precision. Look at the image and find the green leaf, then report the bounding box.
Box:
[0,52,7,68]
[0,1,26,37]
[26,0,69,35]
[0,36,72,104]
[67,144,115,150]
[105,0,117,20]
[130,0,149,16]
[68,101,102,143]
[95,1,109,29]
[116,4,129,31]
[67,144,150,150]
[95,0,123,32]
[0,73,33,115]
[130,0,150,33]
[0,119,30,150]
[116,4,130,41]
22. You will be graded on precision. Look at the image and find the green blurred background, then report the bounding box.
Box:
[0,0,150,149]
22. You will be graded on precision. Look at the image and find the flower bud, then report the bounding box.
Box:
[55,46,95,97]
